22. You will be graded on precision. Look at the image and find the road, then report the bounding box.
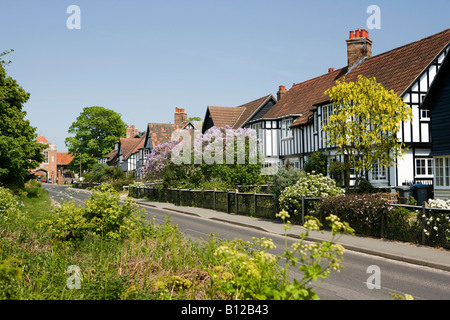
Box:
[43,184,450,300]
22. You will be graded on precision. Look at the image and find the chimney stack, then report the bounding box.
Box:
[126,125,139,138]
[346,28,372,69]
[328,68,335,73]
[277,85,287,101]
[174,107,187,126]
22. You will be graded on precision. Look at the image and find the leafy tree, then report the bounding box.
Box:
[323,75,413,190]
[303,151,328,176]
[65,106,126,171]
[0,50,46,187]
[269,164,301,205]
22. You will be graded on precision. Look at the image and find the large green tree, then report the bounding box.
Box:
[323,75,413,190]
[65,106,127,171]
[0,49,46,187]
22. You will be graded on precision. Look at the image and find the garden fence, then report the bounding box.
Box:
[299,197,449,249]
[128,186,278,220]
[128,186,449,249]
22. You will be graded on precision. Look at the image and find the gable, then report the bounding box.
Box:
[263,28,450,128]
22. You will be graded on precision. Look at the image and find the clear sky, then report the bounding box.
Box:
[2,0,449,152]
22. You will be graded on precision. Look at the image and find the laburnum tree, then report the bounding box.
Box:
[0,49,46,187]
[323,75,413,190]
[65,106,127,172]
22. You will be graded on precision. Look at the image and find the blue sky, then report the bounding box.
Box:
[2,0,449,152]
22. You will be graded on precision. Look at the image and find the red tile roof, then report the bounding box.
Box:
[263,28,450,127]
[207,94,274,129]
[120,135,145,160]
[146,122,193,149]
[56,152,74,166]
[37,136,49,144]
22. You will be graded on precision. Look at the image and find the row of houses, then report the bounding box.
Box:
[102,27,450,199]
[98,108,197,180]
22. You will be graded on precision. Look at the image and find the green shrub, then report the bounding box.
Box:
[357,179,375,194]
[385,206,420,242]
[318,194,390,236]
[0,187,23,227]
[46,183,149,243]
[269,165,301,205]
[303,152,328,176]
[279,172,344,223]
[46,201,88,243]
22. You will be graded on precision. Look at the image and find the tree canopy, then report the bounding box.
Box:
[323,75,413,189]
[65,106,127,171]
[0,49,46,187]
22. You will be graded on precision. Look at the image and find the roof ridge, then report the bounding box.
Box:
[368,28,450,62]
[231,107,248,129]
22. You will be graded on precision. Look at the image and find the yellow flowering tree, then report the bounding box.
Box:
[323,75,413,189]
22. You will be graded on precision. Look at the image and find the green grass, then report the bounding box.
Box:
[1,183,347,300]
[0,185,226,300]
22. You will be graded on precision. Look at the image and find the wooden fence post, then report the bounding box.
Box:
[421,201,428,245]
[235,189,238,215]
[226,189,230,214]
[301,196,305,225]
[254,190,257,217]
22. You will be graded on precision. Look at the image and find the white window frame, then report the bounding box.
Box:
[370,161,387,181]
[281,118,293,139]
[420,109,430,121]
[434,157,450,188]
[321,104,334,127]
[415,158,433,177]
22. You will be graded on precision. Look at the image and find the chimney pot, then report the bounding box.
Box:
[277,85,287,101]
[346,28,372,69]
[328,68,335,73]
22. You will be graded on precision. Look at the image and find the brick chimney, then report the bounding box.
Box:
[174,107,187,126]
[277,85,287,101]
[346,28,372,69]
[126,125,139,138]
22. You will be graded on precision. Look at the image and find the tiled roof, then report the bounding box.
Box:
[263,28,450,127]
[56,152,74,166]
[207,106,245,129]
[207,94,274,129]
[146,122,193,149]
[119,136,144,160]
[37,136,49,144]
[123,135,145,160]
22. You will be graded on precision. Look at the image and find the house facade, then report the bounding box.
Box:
[100,108,196,180]
[423,49,450,199]
[253,28,450,188]
[34,136,74,184]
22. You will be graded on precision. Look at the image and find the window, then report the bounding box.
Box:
[415,158,433,176]
[313,113,318,133]
[43,151,49,163]
[281,119,293,139]
[434,157,450,187]
[420,109,430,120]
[322,104,334,127]
[371,161,387,181]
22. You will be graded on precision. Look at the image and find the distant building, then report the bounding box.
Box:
[33,136,74,184]
[100,108,195,180]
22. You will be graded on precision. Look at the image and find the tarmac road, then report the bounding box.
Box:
[43,183,450,300]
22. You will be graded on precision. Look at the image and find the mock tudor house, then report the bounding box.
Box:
[253,28,450,188]
[202,94,277,133]
[99,108,196,180]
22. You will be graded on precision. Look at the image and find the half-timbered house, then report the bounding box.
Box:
[256,28,450,188]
